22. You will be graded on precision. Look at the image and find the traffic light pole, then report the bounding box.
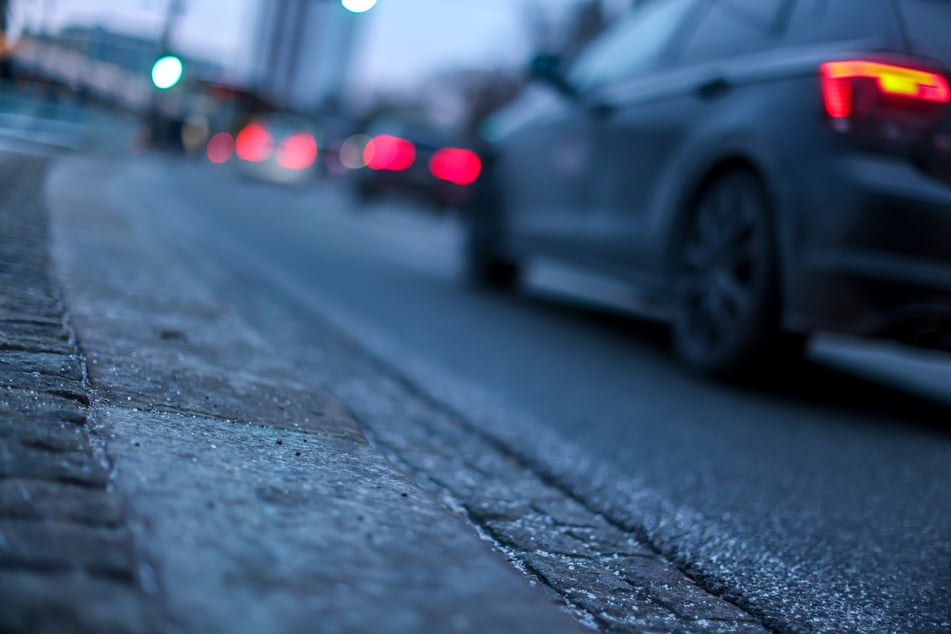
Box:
[158,0,185,55]
[149,0,186,149]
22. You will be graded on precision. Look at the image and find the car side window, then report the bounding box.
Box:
[784,0,892,44]
[679,0,788,63]
[567,0,698,92]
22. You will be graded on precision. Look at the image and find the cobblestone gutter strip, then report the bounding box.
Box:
[342,379,770,634]
[0,155,160,633]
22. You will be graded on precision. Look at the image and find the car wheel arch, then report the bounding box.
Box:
[662,150,796,317]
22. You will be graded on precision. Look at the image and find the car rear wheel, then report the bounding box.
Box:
[463,168,520,290]
[671,169,796,376]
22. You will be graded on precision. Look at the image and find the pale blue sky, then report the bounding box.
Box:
[9,0,607,92]
[351,0,531,95]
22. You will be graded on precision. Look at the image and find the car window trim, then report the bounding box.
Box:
[591,38,883,114]
[673,0,796,65]
[568,0,705,96]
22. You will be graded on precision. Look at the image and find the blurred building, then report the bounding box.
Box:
[0,0,11,79]
[9,24,223,111]
[249,0,361,112]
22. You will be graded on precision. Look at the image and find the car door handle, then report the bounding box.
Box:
[696,77,731,100]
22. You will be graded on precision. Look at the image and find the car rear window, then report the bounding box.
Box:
[896,0,951,66]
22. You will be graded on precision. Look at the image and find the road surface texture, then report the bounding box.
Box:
[100,154,949,634]
[44,149,769,633]
[2,147,947,633]
[2,151,593,633]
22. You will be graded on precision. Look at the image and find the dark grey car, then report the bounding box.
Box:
[467,0,951,375]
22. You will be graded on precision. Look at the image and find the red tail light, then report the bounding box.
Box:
[277,133,318,170]
[235,122,274,162]
[429,148,482,186]
[821,60,951,119]
[364,135,416,171]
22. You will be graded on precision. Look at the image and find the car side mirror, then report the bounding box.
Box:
[529,53,576,98]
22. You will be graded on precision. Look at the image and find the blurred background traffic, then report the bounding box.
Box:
[2,3,950,631]
[0,0,639,200]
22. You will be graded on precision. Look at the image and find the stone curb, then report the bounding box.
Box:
[0,154,161,633]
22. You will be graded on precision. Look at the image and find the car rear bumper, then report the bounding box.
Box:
[787,153,951,349]
[359,169,470,206]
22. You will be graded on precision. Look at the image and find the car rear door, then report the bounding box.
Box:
[497,83,591,257]
[539,0,700,273]
[576,0,792,277]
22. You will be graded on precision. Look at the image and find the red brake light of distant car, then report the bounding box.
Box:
[821,60,951,119]
[364,135,416,171]
[429,148,482,186]
[206,132,234,164]
[277,133,318,170]
[235,122,274,162]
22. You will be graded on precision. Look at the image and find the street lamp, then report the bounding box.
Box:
[340,0,377,14]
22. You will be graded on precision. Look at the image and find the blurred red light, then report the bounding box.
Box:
[821,60,951,119]
[277,133,318,170]
[364,135,416,171]
[429,148,482,186]
[822,75,853,119]
[206,132,234,164]
[235,123,273,162]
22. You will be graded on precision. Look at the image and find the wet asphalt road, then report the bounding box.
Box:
[114,158,950,633]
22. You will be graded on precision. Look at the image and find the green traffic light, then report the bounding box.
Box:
[341,0,377,13]
[151,55,184,89]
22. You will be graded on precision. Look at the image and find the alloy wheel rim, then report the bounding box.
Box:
[677,180,764,359]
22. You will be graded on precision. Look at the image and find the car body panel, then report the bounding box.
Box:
[481,0,951,349]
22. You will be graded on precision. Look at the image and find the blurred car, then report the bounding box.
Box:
[350,115,482,208]
[314,112,360,177]
[467,0,951,376]
[230,114,320,185]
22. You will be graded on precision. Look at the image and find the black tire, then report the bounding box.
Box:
[671,169,800,377]
[463,167,520,290]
